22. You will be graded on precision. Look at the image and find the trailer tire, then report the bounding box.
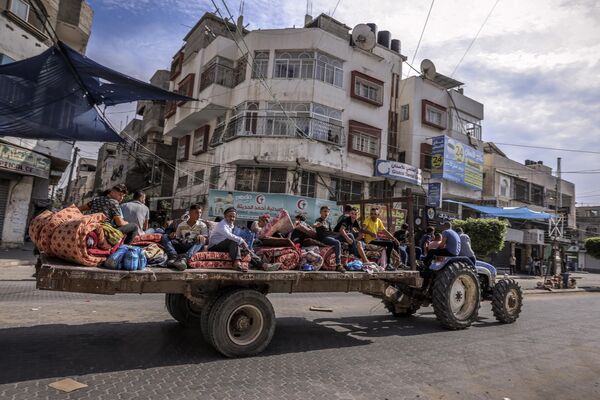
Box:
[491,279,523,323]
[207,289,275,358]
[165,293,202,328]
[200,289,235,345]
[432,261,480,330]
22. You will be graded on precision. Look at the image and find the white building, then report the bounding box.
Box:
[0,0,92,246]
[164,13,409,219]
[398,71,485,219]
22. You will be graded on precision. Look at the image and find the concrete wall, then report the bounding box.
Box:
[1,176,33,247]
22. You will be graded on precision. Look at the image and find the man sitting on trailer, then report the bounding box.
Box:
[362,207,402,266]
[207,207,251,272]
[333,207,370,264]
[314,206,348,273]
[160,204,208,271]
[422,221,461,267]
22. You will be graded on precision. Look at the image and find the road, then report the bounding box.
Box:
[0,279,599,400]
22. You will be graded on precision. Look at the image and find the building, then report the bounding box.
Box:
[398,70,485,221]
[0,0,93,246]
[65,157,96,206]
[575,205,600,272]
[482,143,576,271]
[163,12,409,222]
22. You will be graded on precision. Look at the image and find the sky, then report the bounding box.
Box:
[81,0,600,203]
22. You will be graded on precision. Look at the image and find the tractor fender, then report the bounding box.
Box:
[429,256,474,271]
[475,260,497,284]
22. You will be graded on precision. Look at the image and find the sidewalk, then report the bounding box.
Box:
[504,272,600,294]
[0,243,36,268]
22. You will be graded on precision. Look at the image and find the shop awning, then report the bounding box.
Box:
[446,200,556,220]
[0,42,193,142]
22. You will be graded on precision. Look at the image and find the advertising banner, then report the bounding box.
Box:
[0,142,51,179]
[208,190,343,223]
[374,159,422,185]
[427,182,442,208]
[431,135,483,190]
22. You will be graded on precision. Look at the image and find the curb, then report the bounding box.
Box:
[523,287,600,295]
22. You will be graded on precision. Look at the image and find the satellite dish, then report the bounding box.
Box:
[352,24,376,51]
[420,59,436,80]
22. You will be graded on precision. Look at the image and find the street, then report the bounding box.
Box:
[1,275,599,400]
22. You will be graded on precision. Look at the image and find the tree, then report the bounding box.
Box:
[585,237,600,259]
[452,218,508,257]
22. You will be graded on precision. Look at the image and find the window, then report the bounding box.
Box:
[329,177,363,202]
[0,53,16,65]
[233,55,247,86]
[300,171,316,197]
[351,71,384,106]
[192,126,209,155]
[177,74,195,105]
[177,135,190,161]
[588,210,599,217]
[400,104,409,121]
[348,120,381,158]
[370,181,394,199]
[209,166,220,189]
[10,0,29,21]
[200,57,233,92]
[177,174,188,189]
[273,51,343,88]
[194,170,205,186]
[514,179,529,202]
[209,119,226,147]
[420,142,432,171]
[252,51,269,79]
[170,52,184,80]
[531,184,544,206]
[235,167,287,193]
[499,177,510,197]
[422,100,447,130]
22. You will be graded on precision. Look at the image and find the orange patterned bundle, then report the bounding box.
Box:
[34,205,84,256]
[49,213,107,267]
[28,210,53,245]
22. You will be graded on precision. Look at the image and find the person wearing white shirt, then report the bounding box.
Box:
[208,207,249,271]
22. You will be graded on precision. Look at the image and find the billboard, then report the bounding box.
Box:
[208,190,343,223]
[427,182,442,208]
[0,142,51,179]
[374,159,422,185]
[431,135,483,190]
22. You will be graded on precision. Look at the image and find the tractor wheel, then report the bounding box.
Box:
[491,279,523,323]
[432,261,481,330]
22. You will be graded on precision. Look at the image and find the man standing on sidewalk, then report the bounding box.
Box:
[509,254,517,275]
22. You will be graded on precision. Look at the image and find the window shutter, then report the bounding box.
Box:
[420,143,432,170]
[178,135,190,162]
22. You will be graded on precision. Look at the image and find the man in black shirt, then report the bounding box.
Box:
[334,207,369,264]
[314,206,347,273]
[79,184,139,244]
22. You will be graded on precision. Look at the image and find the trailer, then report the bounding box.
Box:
[36,253,523,358]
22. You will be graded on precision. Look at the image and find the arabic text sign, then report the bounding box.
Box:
[0,143,51,179]
[374,159,422,185]
[431,135,483,190]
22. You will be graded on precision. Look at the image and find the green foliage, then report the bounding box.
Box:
[452,218,508,257]
[585,237,600,259]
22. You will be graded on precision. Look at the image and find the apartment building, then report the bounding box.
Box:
[66,157,96,206]
[163,12,412,221]
[0,0,92,246]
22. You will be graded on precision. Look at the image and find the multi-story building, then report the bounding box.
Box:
[482,143,576,270]
[0,0,92,246]
[164,12,408,221]
[66,157,96,206]
[398,71,485,221]
[576,205,600,271]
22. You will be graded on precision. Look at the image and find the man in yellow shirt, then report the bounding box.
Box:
[362,207,401,265]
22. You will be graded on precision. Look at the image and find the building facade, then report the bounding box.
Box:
[65,156,96,206]
[163,13,407,220]
[0,0,92,246]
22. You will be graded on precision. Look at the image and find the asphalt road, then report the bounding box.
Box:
[0,280,599,400]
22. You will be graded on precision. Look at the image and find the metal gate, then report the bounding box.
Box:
[0,179,9,239]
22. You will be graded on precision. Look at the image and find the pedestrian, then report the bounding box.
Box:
[422,222,461,267]
[120,190,150,236]
[455,227,476,265]
[78,184,139,244]
[313,206,348,273]
[207,207,251,272]
[509,254,516,275]
[362,207,403,265]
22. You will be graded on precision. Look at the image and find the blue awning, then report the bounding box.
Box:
[446,200,556,220]
[0,42,193,142]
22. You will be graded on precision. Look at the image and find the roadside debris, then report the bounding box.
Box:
[536,274,577,290]
[48,378,88,393]
[309,306,333,312]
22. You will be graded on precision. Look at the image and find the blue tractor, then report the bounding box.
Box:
[383,256,523,329]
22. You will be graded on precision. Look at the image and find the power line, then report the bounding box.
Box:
[410,0,435,66]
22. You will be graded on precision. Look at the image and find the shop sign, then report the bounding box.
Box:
[0,142,51,179]
[426,182,442,208]
[374,159,422,185]
[431,135,483,190]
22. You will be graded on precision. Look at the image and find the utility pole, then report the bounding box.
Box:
[554,157,562,275]
[64,146,79,205]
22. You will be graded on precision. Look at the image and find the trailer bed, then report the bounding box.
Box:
[36,259,423,296]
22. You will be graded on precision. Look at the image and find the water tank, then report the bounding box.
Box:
[391,39,400,53]
[366,23,377,35]
[377,31,391,48]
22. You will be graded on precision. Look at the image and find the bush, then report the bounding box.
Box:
[585,237,600,259]
[452,218,508,257]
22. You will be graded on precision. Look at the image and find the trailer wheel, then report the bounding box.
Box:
[206,289,276,357]
[165,293,202,328]
[492,279,523,323]
[200,289,234,345]
[432,261,480,330]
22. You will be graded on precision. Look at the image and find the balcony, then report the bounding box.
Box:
[214,115,345,146]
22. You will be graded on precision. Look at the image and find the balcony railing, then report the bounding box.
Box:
[215,115,345,146]
[200,64,234,92]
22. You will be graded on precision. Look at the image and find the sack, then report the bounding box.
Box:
[102,223,124,245]
[144,243,167,266]
[105,245,129,269]
[121,246,147,271]
[346,260,363,271]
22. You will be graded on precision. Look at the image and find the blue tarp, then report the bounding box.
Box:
[446,200,555,220]
[0,42,192,142]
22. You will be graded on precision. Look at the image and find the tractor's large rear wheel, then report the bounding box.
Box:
[432,262,480,330]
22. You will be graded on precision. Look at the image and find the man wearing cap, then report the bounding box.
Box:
[79,184,139,244]
[207,207,250,271]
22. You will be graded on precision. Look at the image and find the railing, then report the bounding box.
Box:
[219,115,345,146]
[199,64,234,92]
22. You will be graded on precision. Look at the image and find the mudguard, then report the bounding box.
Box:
[475,260,497,281]
[429,256,474,271]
